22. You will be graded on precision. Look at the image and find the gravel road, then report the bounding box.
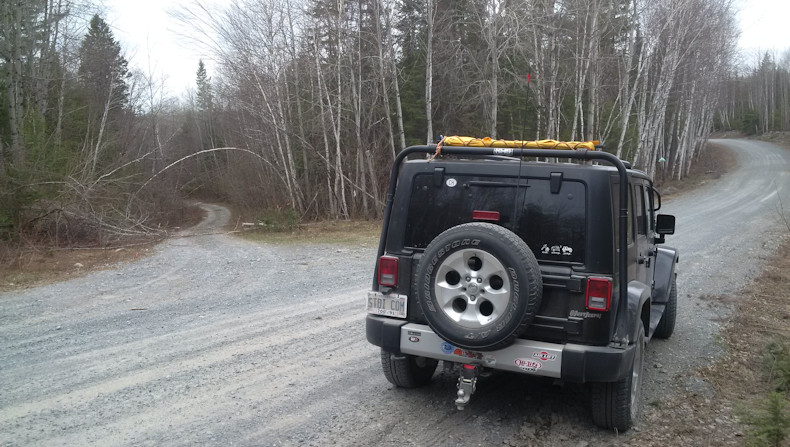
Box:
[2,139,789,447]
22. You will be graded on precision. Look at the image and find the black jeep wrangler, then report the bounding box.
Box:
[365,138,678,431]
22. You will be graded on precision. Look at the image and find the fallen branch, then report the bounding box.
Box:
[135,147,284,196]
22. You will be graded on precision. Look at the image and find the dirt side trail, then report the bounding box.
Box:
[1,140,789,446]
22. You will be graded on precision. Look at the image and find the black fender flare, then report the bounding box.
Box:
[613,281,651,345]
[653,247,679,304]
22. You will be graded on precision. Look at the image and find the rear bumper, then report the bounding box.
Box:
[366,315,634,383]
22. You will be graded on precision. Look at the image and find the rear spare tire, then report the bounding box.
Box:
[414,223,542,351]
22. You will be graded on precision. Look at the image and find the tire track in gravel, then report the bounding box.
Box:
[0,289,364,419]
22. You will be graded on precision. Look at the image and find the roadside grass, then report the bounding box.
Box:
[656,140,738,197]
[0,204,204,292]
[237,219,380,245]
[0,244,157,293]
[757,131,790,148]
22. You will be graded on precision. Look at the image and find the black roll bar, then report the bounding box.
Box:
[375,145,630,331]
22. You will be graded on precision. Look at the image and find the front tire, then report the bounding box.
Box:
[380,349,438,388]
[591,320,645,431]
[653,276,677,339]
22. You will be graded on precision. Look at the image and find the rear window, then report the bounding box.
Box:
[403,173,586,263]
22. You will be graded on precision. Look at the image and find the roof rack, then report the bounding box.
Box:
[440,136,600,151]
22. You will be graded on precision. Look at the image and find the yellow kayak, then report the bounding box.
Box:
[440,136,599,151]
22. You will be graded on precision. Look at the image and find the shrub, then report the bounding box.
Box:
[743,392,789,447]
[255,207,300,232]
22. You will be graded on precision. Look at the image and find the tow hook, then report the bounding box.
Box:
[455,363,480,410]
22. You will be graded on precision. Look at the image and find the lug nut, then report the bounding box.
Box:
[476,278,482,283]
[470,295,476,301]
[466,276,471,282]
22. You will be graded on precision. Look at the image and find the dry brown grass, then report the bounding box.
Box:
[657,140,738,198]
[757,131,790,148]
[0,205,205,293]
[0,244,158,293]
[237,219,381,245]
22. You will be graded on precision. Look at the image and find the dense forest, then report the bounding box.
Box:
[1,0,789,246]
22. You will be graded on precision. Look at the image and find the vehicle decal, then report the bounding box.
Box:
[515,358,543,371]
[532,351,557,361]
[569,309,603,319]
[452,348,484,360]
[409,336,420,343]
[441,342,454,354]
[446,178,457,187]
[540,244,574,256]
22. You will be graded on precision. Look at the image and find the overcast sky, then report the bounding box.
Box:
[103,0,219,97]
[102,0,790,97]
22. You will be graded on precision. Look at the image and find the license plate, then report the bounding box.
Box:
[367,291,407,318]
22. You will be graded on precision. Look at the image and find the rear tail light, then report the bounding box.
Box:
[585,277,612,311]
[378,256,398,287]
[472,210,500,222]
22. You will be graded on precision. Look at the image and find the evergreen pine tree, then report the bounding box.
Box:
[77,14,130,177]
[78,14,130,114]
[196,59,212,115]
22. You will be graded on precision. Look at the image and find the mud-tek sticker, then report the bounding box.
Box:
[515,358,543,371]
[532,351,557,362]
[441,342,454,354]
[409,336,420,343]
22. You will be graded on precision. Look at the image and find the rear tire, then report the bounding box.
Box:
[654,276,677,339]
[380,349,438,388]
[591,320,645,431]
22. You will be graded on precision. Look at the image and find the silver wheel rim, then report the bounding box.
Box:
[433,248,511,329]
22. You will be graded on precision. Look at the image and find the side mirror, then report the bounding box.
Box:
[655,214,675,243]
